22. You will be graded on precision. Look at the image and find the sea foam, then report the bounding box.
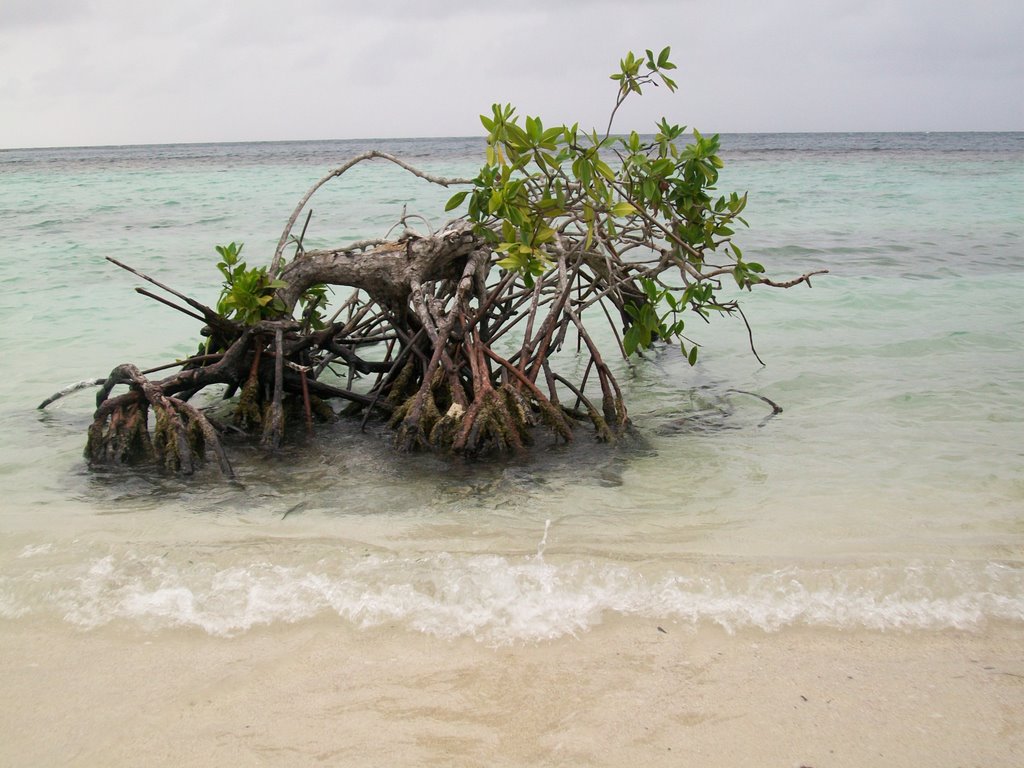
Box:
[3,551,1015,643]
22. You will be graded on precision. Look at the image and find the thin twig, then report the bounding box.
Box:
[294,208,313,258]
[107,257,230,332]
[735,304,766,366]
[134,288,206,322]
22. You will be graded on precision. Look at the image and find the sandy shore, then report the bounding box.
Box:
[2,618,1022,767]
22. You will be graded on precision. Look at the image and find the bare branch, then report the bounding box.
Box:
[271,150,473,275]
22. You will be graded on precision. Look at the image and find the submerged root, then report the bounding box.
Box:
[537,398,574,444]
[86,364,234,478]
[428,401,465,449]
[385,358,419,407]
[308,395,337,422]
[234,370,263,432]
[451,385,530,457]
[85,397,153,466]
[392,386,442,452]
[260,400,285,450]
[151,400,196,474]
[498,384,534,445]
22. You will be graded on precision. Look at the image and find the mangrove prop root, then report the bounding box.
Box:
[54,147,821,478]
[72,222,655,472]
[85,364,233,478]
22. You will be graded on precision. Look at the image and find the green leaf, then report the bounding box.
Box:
[541,127,564,143]
[445,190,469,211]
[534,226,556,244]
[623,326,640,356]
[505,122,529,149]
[639,303,658,330]
[687,346,699,366]
[610,201,637,217]
[594,159,616,181]
[641,278,660,303]
[496,254,524,271]
[488,188,503,213]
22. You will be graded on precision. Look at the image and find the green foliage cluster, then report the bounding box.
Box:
[215,242,286,325]
[214,242,328,331]
[446,47,766,363]
[626,277,692,361]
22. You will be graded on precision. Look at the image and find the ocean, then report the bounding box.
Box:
[1,132,1022,644]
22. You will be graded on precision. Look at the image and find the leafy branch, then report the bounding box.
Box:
[445,46,816,363]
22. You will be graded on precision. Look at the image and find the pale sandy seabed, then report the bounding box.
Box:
[1,619,1021,767]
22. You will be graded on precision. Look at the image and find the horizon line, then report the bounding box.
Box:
[2,129,1023,153]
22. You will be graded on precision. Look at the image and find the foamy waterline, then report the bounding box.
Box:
[3,550,1021,643]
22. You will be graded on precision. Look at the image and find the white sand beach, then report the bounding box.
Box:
[3,619,1021,767]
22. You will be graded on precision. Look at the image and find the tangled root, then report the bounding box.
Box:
[85,398,153,466]
[85,365,234,478]
[391,386,442,452]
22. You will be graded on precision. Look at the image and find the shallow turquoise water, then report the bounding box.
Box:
[1,134,1022,642]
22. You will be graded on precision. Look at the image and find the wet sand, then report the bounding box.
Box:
[2,619,1022,767]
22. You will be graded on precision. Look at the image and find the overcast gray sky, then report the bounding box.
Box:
[1,0,1021,148]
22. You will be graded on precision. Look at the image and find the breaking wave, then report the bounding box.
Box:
[4,549,1022,643]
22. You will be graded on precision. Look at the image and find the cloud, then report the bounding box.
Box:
[1,0,1021,147]
[0,0,89,27]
